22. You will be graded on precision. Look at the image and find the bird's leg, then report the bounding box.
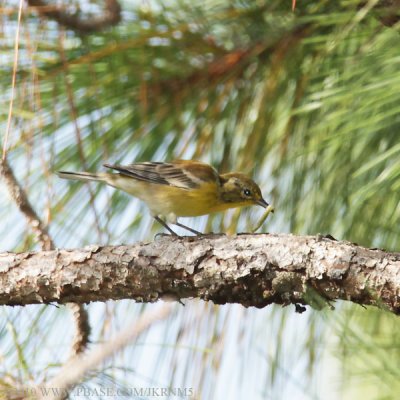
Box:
[174,221,203,236]
[154,216,178,236]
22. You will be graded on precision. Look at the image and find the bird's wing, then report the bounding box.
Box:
[104,160,219,190]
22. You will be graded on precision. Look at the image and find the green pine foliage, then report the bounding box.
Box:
[1,0,399,398]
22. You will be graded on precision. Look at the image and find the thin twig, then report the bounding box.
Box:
[37,304,174,400]
[1,0,92,365]
[0,158,54,251]
[58,31,104,241]
[0,157,92,359]
[67,303,91,357]
[2,0,23,161]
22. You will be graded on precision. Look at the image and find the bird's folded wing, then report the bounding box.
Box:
[104,161,218,190]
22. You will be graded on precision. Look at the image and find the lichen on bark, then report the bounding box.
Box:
[0,234,399,314]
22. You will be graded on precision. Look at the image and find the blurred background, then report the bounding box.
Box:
[1,0,400,398]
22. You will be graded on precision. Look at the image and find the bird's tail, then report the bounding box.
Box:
[56,170,108,182]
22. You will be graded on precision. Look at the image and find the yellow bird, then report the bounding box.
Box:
[57,160,270,235]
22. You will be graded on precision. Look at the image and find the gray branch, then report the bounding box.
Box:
[0,234,399,314]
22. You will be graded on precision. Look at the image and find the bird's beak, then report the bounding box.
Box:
[257,198,270,208]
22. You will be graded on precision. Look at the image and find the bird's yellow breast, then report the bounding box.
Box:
[146,182,223,217]
[110,175,250,218]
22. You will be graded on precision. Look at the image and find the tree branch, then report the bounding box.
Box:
[27,0,121,34]
[37,304,173,400]
[0,157,90,358]
[373,0,400,26]
[0,234,399,314]
[0,157,54,251]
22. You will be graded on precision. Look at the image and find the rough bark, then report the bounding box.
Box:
[0,234,399,314]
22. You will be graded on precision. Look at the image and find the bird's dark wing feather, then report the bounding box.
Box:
[104,161,217,189]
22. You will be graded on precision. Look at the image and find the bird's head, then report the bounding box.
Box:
[219,172,269,209]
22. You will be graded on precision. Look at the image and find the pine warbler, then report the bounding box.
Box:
[57,160,270,235]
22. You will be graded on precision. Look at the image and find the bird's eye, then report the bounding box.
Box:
[243,189,251,197]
